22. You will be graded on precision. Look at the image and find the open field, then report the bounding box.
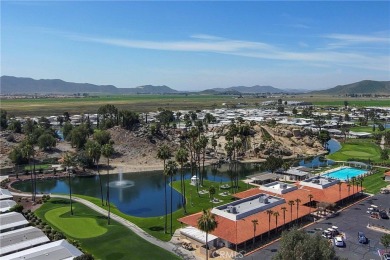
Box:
[2,94,390,117]
[35,199,180,260]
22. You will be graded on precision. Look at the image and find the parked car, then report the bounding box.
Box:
[322,230,332,239]
[358,232,368,244]
[383,253,390,260]
[334,236,344,247]
[379,211,389,219]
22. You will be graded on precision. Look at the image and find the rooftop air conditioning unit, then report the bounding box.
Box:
[231,206,237,214]
[227,205,234,213]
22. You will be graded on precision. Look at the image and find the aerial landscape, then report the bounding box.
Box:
[1,1,390,260]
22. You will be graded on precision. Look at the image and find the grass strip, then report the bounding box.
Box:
[35,199,180,260]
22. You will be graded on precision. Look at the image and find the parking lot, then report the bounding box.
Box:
[244,194,390,260]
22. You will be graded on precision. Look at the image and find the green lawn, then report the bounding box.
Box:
[362,169,388,194]
[35,199,180,260]
[45,207,107,238]
[74,179,252,242]
[327,141,383,162]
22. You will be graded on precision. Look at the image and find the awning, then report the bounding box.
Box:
[180,226,218,244]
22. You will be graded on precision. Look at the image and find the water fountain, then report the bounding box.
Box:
[108,169,135,188]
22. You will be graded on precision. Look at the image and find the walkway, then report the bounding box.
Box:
[380,135,385,150]
[10,191,199,260]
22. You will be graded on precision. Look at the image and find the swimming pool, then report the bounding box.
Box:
[322,167,367,181]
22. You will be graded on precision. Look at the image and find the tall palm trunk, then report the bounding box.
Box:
[170,174,173,235]
[97,163,104,206]
[33,156,36,202]
[181,165,187,214]
[106,158,110,225]
[68,170,73,215]
[163,159,167,234]
[205,232,209,260]
[29,158,34,201]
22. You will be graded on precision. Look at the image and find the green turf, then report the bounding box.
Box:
[35,199,180,260]
[362,169,388,194]
[44,207,107,238]
[327,141,383,162]
[74,178,253,242]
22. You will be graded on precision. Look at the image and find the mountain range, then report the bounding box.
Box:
[311,80,390,95]
[1,76,389,95]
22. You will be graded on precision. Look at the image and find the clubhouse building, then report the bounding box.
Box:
[178,176,362,253]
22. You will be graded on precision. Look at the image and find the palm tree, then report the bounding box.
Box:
[63,152,76,215]
[157,144,172,234]
[358,176,364,194]
[101,143,114,225]
[337,182,342,201]
[288,200,295,226]
[175,148,188,214]
[273,211,280,231]
[281,207,287,227]
[308,194,314,214]
[21,142,35,202]
[87,141,103,206]
[295,198,301,223]
[208,186,216,206]
[351,177,356,195]
[266,209,273,238]
[251,219,258,246]
[164,160,178,236]
[199,135,208,185]
[197,209,218,260]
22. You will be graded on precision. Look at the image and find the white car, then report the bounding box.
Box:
[334,236,344,247]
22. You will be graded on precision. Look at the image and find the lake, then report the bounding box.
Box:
[12,139,341,217]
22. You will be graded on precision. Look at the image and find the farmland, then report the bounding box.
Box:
[2,94,390,117]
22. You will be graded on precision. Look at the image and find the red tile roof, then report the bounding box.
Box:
[385,171,390,176]
[179,182,361,244]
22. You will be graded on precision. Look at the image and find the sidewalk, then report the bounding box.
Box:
[10,191,200,260]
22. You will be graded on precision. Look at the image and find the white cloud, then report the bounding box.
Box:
[67,32,389,72]
[323,33,390,44]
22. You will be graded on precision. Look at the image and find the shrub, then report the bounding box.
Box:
[10,203,24,213]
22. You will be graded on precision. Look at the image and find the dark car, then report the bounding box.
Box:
[358,232,368,244]
[379,211,389,219]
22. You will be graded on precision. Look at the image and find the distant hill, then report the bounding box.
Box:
[208,85,285,94]
[0,76,179,94]
[311,80,390,95]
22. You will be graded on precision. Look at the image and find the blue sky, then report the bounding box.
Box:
[2,1,390,91]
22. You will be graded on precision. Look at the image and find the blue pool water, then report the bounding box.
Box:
[322,167,366,180]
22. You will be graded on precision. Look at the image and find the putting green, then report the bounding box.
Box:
[341,151,372,157]
[45,207,107,238]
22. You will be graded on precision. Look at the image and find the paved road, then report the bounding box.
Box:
[11,191,198,260]
[244,194,390,260]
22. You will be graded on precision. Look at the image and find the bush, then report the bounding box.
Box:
[74,254,94,260]
[10,203,24,213]
[6,134,15,142]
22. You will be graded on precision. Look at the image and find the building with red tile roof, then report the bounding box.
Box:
[178,177,361,249]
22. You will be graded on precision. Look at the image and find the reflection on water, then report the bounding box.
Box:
[299,139,341,168]
[12,139,341,217]
[12,163,259,217]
